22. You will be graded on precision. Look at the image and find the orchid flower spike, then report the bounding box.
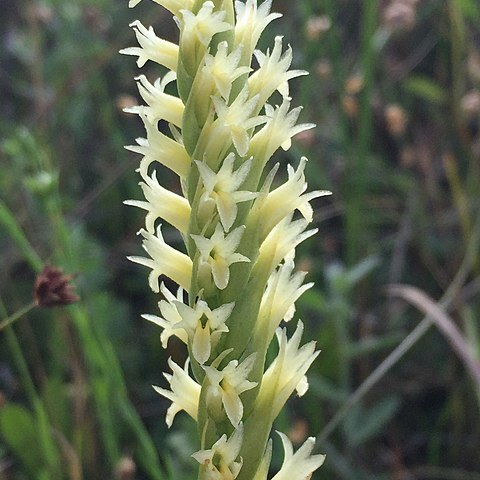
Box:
[124,0,329,478]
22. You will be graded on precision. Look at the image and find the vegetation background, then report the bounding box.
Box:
[1,0,480,479]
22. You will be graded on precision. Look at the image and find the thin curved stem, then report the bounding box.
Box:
[0,301,36,332]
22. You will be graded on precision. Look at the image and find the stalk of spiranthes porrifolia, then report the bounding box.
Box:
[122,0,330,478]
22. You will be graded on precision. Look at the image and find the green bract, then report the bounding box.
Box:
[124,0,330,478]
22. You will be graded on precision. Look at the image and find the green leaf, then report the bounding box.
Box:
[327,256,379,295]
[403,75,447,104]
[458,0,480,20]
[0,404,45,476]
[0,200,43,272]
[38,470,53,480]
[41,378,72,435]
[346,396,401,447]
[344,333,404,359]
[309,374,347,402]
[299,289,327,312]
[344,255,379,285]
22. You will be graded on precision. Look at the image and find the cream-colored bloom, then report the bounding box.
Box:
[248,36,307,105]
[153,358,201,427]
[206,89,267,158]
[254,157,331,239]
[176,300,234,364]
[128,227,192,292]
[187,42,251,128]
[191,224,250,290]
[126,73,184,127]
[192,424,244,480]
[197,153,256,231]
[143,282,188,347]
[257,215,317,277]
[259,322,319,420]
[121,21,178,71]
[181,2,231,47]
[143,294,239,375]
[124,171,191,233]
[248,99,315,166]
[257,253,314,340]
[203,42,251,101]
[271,432,325,480]
[126,112,191,178]
[179,1,232,76]
[234,0,281,61]
[204,354,257,427]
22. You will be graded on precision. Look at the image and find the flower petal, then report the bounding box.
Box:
[192,322,212,365]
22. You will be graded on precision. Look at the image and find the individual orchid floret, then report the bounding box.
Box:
[153,357,201,427]
[192,424,244,479]
[196,153,257,232]
[181,2,231,47]
[205,89,267,159]
[248,99,315,167]
[175,299,235,365]
[254,157,331,239]
[204,353,257,427]
[257,253,314,341]
[203,42,251,101]
[128,0,194,17]
[191,224,250,290]
[256,216,317,277]
[186,42,251,131]
[120,21,179,71]
[179,2,232,76]
[126,73,184,127]
[259,322,319,420]
[271,432,325,480]
[128,227,192,292]
[125,171,191,233]
[126,112,191,179]
[234,0,282,63]
[142,282,188,348]
[248,36,307,106]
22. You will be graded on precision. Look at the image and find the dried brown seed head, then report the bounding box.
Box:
[34,266,80,307]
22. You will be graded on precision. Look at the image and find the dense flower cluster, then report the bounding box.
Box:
[123,1,328,478]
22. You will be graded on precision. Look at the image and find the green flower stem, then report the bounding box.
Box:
[0,301,36,332]
[0,300,62,478]
[44,175,165,478]
[0,200,43,273]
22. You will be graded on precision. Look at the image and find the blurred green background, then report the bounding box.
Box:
[1,0,480,479]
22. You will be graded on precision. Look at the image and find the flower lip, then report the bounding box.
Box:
[191,224,250,290]
[196,153,257,231]
[192,423,244,479]
[174,299,234,364]
[203,352,257,427]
